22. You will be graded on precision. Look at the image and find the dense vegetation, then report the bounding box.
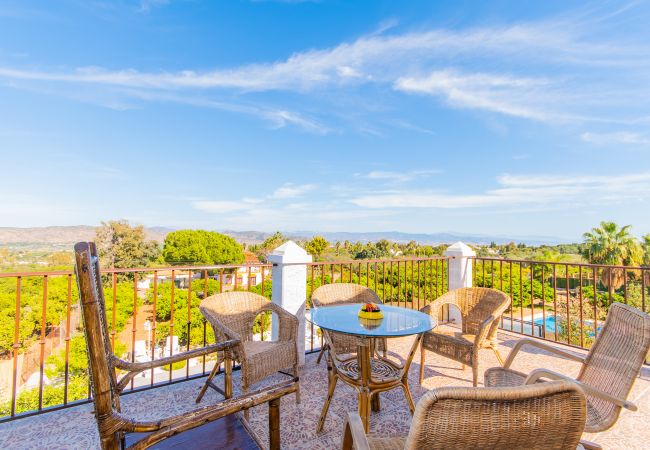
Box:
[162,230,244,265]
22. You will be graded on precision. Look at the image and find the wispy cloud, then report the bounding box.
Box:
[581,131,650,146]
[363,170,438,183]
[191,201,253,213]
[120,90,331,133]
[351,171,650,209]
[394,70,553,121]
[192,183,317,215]
[138,0,170,13]
[0,6,649,129]
[272,183,317,198]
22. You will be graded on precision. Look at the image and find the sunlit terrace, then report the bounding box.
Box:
[1,331,649,449]
[1,244,649,449]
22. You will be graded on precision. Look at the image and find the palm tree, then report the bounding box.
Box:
[641,234,650,285]
[582,221,641,289]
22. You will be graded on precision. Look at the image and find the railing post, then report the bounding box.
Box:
[269,241,312,365]
[444,242,476,323]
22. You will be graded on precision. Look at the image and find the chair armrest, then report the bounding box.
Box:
[341,412,370,450]
[420,291,459,318]
[579,439,603,450]
[113,339,239,392]
[474,315,497,347]
[525,368,637,411]
[122,379,298,449]
[503,338,586,368]
[200,305,245,343]
[260,302,299,341]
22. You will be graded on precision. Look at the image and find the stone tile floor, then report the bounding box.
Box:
[1,329,649,449]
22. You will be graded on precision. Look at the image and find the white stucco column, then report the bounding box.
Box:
[269,240,311,365]
[444,241,476,323]
[445,241,476,290]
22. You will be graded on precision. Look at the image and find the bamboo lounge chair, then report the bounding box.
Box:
[74,242,297,450]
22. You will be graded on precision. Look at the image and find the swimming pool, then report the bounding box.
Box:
[501,314,601,337]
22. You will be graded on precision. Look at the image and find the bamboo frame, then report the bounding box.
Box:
[74,242,297,450]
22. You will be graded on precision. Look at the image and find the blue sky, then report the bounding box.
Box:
[1,0,650,241]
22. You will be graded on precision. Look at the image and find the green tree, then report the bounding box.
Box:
[582,221,641,289]
[162,230,244,265]
[304,236,329,260]
[641,234,650,266]
[95,221,160,269]
[582,221,641,266]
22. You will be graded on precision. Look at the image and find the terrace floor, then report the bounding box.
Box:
[1,328,649,449]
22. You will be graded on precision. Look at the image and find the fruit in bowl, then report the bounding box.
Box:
[358,302,384,320]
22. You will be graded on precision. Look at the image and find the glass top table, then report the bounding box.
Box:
[308,304,436,432]
[309,304,436,337]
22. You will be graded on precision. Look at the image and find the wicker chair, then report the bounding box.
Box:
[341,380,588,450]
[419,287,511,386]
[197,291,300,408]
[311,283,387,363]
[485,302,650,434]
[74,242,297,450]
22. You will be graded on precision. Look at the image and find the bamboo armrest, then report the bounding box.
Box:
[525,368,637,411]
[420,293,458,318]
[122,379,298,450]
[474,315,497,347]
[113,340,240,392]
[504,338,586,368]
[114,340,239,372]
[579,439,603,450]
[341,412,371,450]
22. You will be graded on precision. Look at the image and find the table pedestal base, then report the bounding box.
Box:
[317,334,422,433]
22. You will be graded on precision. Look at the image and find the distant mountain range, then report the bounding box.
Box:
[0,226,573,247]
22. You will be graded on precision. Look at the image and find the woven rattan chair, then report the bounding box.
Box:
[311,283,387,363]
[341,380,588,450]
[419,287,511,386]
[485,302,650,434]
[74,242,297,450]
[197,291,300,409]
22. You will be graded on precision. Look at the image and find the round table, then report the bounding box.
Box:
[309,304,436,432]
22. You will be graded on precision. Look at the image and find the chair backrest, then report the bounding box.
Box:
[311,283,382,308]
[578,302,650,431]
[312,284,383,357]
[74,242,121,426]
[403,381,586,450]
[200,291,270,342]
[441,288,510,337]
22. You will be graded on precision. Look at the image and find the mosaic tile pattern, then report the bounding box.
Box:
[1,330,649,449]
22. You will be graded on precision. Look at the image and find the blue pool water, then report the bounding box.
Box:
[501,315,601,338]
[534,315,558,333]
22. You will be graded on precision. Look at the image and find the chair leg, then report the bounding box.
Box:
[269,398,281,450]
[294,364,301,404]
[401,380,416,414]
[472,364,479,387]
[317,366,338,432]
[492,346,505,366]
[243,381,250,421]
[224,358,233,399]
[196,359,220,403]
[316,344,329,364]
[419,345,425,385]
